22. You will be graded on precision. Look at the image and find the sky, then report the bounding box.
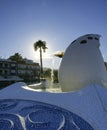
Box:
[0,0,107,69]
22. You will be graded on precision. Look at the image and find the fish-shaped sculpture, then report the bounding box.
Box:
[59,34,107,92]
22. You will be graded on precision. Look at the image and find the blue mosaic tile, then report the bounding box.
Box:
[0,99,94,130]
[0,113,24,130]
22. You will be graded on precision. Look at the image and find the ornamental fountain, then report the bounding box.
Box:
[0,34,107,129]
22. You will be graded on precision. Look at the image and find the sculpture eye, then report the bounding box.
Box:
[80,40,87,44]
[95,37,99,40]
[88,37,93,40]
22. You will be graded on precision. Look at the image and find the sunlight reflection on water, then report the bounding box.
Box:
[28,81,62,93]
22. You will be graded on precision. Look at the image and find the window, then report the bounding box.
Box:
[4,64,9,68]
[11,63,16,67]
[4,70,8,74]
[0,63,3,67]
[0,70,2,74]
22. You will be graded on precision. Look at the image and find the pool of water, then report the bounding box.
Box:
[28,80,62,93]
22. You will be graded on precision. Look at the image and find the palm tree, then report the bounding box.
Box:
[34,40,48,76]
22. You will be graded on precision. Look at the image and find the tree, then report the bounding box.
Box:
[43,68,51,78]
[8,53,25,63]
[34,40,48,76]
[53,69,59,83]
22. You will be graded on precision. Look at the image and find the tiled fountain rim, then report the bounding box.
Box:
[0,99,96,130]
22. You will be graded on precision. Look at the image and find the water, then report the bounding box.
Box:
[28,79,61,93]
[50,57,54,89]
[28,54,61,92]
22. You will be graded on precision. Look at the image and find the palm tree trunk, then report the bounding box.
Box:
[40,47,43,75]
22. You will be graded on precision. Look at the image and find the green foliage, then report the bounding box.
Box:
[8,53,25,63]
[34,40,48,52]
[53,69,59,83]
[43,68,51,78]
[43,68,59,83]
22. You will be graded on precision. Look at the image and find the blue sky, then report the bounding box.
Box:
[0,0,107,68]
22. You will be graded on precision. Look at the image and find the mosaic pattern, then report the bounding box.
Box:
[0,99,94,130]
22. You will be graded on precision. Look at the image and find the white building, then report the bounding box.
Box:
[17,60,40,82]
[0,58,40,83]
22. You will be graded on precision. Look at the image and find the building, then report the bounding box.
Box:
[0,59,22,88]
[17,59,40,82]
[0,58,40,88]
[0,59,18,78]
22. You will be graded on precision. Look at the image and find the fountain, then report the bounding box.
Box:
[51,58,54,85]
[0,34,107,129]
[28,55,61,92]
[50,56,61,91]
[59,34,107,91]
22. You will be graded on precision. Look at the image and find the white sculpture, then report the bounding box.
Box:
[59,34,107,92]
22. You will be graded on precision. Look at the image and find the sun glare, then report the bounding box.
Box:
[34,49,53,59]
[25,35,61,69]
[27,37,54,62]
[25,39,61,69]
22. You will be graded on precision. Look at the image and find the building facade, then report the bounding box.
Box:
[0,58,40,83]
[0,59,17,78]
[17,59,40,82]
